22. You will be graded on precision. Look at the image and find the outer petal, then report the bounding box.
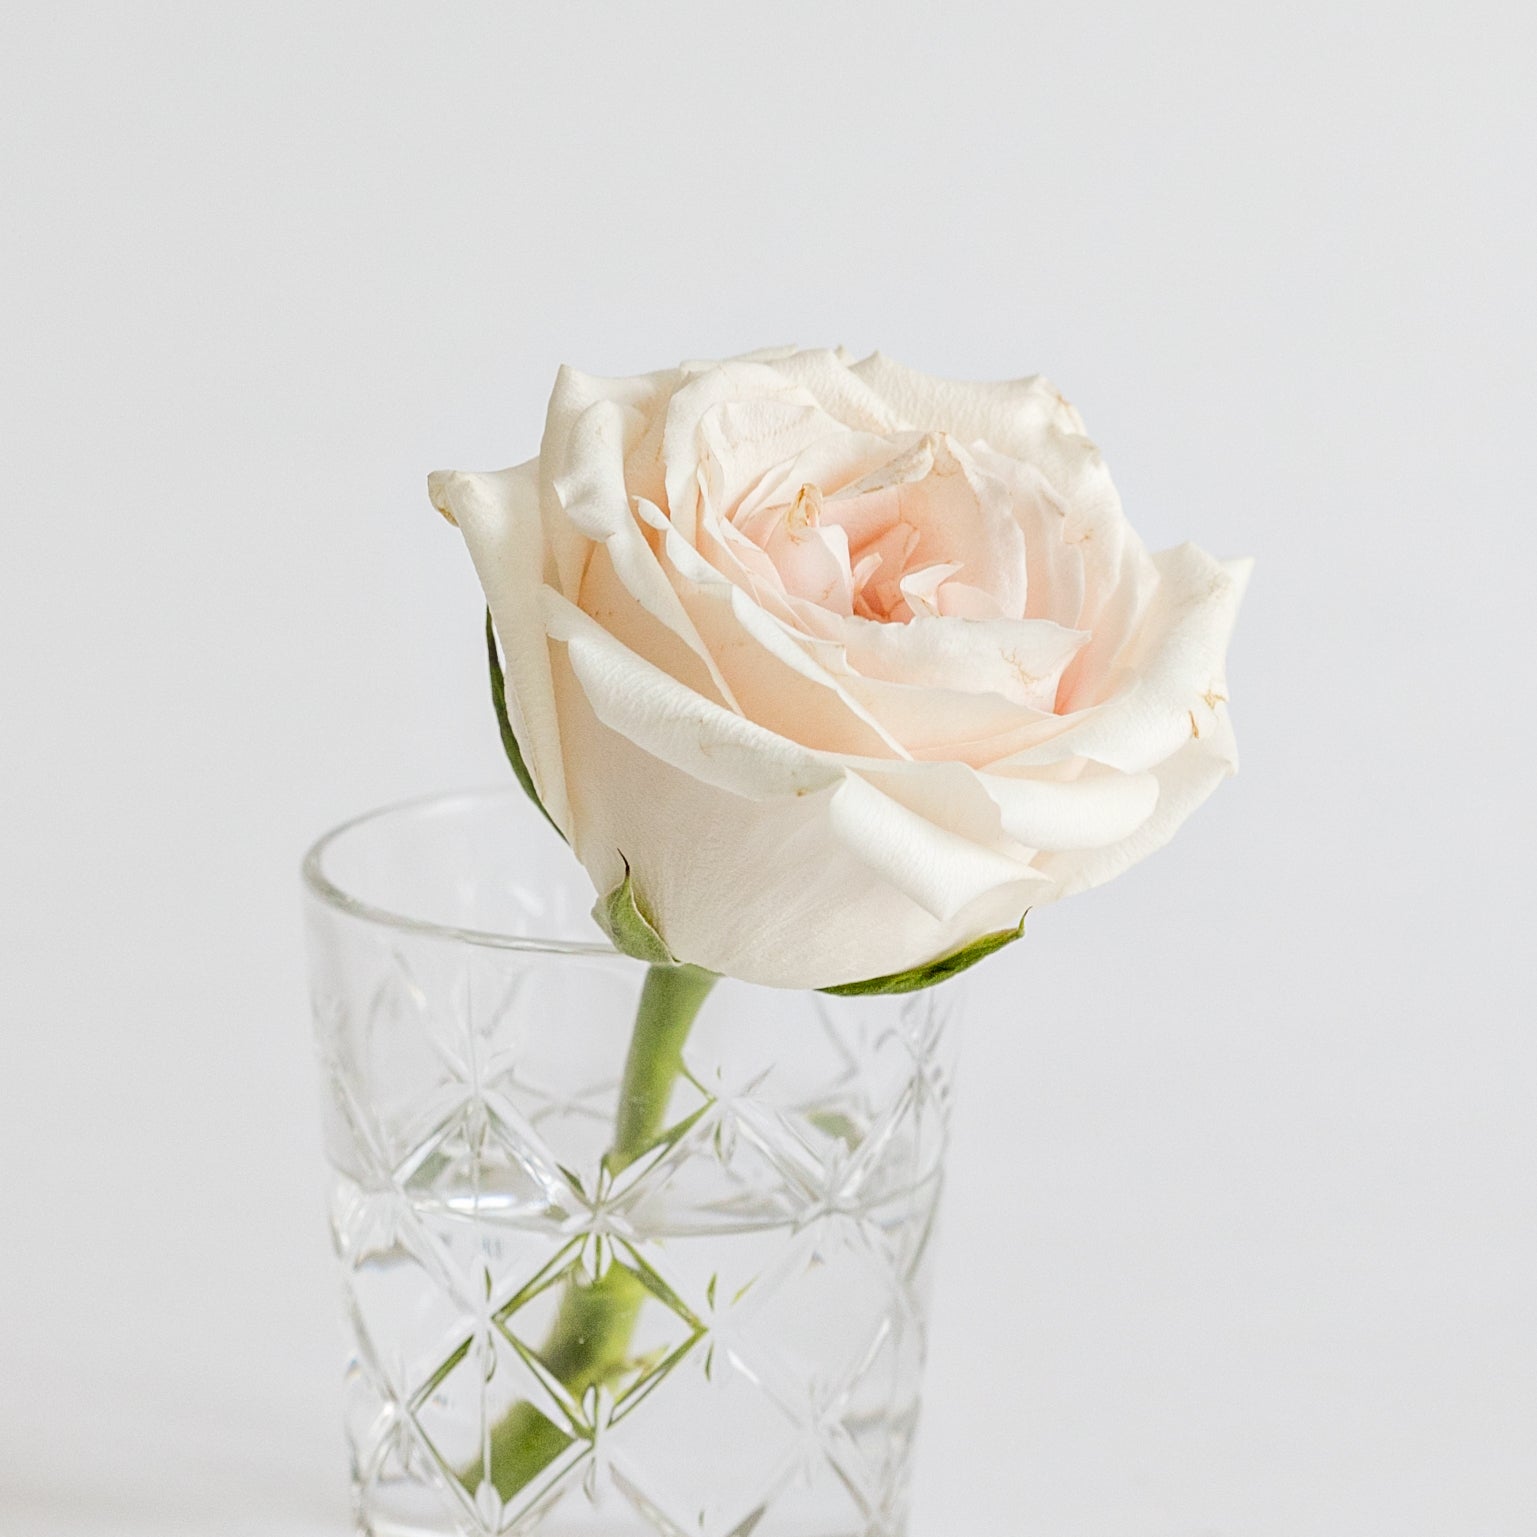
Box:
[429,463,572,835]
[541,588,843,801]
[826,770,1038,922]
[837,677,1051,763]
[546,638,1040,987]
[539,364,675,599]
[1028,709,1241,900]
[555,396,739,710]
[976,763,1161,852]
[764,347,911,436]
[660,362,833,541]
[995,544,1249,774]
[849,352,1085,456]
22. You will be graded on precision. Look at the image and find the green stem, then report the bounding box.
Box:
[465,962,717,1503]
[610,963,717,1173]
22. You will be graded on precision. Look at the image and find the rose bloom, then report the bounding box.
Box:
[431,348,1248,989]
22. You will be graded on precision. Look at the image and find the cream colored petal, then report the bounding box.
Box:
[660,361,829,540]
[1029,717,1239,901]
[540,588,843,801]
[539,364,675,598]
[964,445,1089,626]
[428,463,572,834]
[976,764,1161,852]
[548,649,1038,987]
[763,347,912,435]
[728,427,903,526]
[554,396,741,711]
[841,611,1089,712]
[966,430,1157,705]
[849,352,1086,454]
[641,500,912,759]
[825,770,1040,922]
[697,397,858,520]
[996,543,1248,774]
[838,674,1052,763]
[899,562,964,618]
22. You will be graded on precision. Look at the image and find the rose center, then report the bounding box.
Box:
[731,433,1023,626]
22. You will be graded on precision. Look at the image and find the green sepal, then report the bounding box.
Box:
[593,861,677,965]
[486,609,562,838]
[820,912,1028,996]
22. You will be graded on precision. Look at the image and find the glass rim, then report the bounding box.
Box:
[301,785,624,959]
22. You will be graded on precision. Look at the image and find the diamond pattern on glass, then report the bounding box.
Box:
[494,1237,707,1431]
[410,1322,587,1531]
[309,909,958,1536]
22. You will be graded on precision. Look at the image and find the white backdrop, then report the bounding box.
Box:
[3,4,1533,1534]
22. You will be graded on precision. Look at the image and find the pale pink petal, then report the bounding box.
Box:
[840,612,1089,712]
[541,588,843,801]
[935,579,1008,621]
[898,562,964,618]
[641,500,912,759]
[829,434,1028,619]
[994,544,1248,774]
[554,397,740,712]
[660,362,839,541]
[744,484,858,614]
[729,428,900,525]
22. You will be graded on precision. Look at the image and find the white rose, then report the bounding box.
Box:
[431,348,1249,990]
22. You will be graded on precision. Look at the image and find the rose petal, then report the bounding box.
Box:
[828,434,1029,619]
[553,397,742,711]
[428,464,572,833]
[838,674,1051,763]
[995,543,1249,774]
[546,654,1039,986]
[728,426,902,526]
[976,763,1161,852]
[1029,715,1240,900]
[660,362,835,541]
[639,498,913,759]
[826,770,1041,922]
[540,365,671,598]
[899,562,964,618]
[761,347,912,436]
[840,612,1089,712]
[849,352,1086,456]
[540,588,844,801]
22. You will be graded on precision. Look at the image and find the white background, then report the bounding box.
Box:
[3,4,1533,1534]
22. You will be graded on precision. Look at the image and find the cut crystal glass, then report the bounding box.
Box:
[304,789,961,1537]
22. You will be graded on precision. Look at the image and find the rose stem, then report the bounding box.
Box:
[609,962,717,1175]
[466,962,717,1504]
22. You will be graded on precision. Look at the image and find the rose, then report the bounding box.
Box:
[429,349,1250,1493]
[431,348,1248,990]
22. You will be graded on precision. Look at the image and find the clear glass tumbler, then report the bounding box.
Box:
[303,789,961,1537]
